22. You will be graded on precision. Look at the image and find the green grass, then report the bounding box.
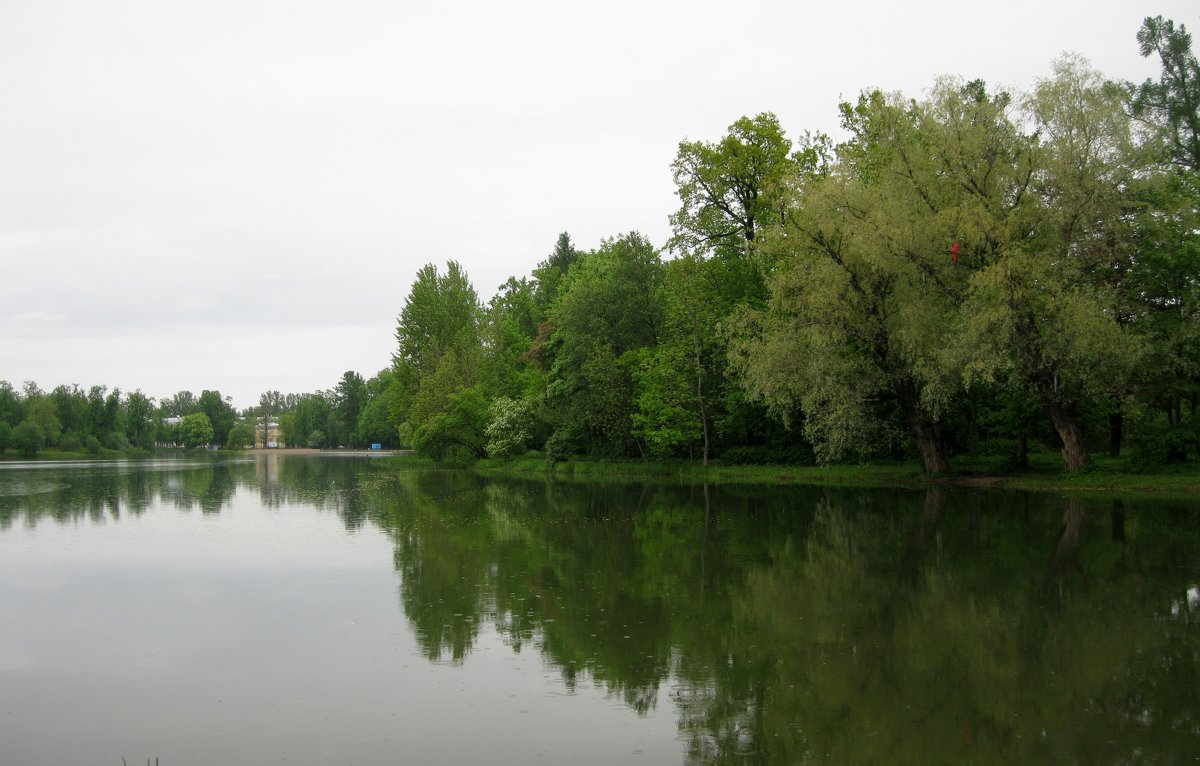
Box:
[442,449,1200,498]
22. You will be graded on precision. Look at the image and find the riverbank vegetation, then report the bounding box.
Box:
[383,16,1200,477]
[3,17,1197,484]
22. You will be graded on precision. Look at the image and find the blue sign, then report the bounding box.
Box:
[371,443,382,451]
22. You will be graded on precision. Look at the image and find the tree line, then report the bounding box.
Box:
[0,371,401,456]
[384,17,1200,473]
[3,17,1195,471]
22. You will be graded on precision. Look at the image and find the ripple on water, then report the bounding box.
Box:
[0,480,70,497]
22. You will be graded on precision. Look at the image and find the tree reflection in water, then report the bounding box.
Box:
[365,472,1200,764]
[2,458,1196,762]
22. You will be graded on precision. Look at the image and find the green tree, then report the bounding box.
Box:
[484,396,536,458]
[179,412,214,448]
[1124,17,1200,456]
[0,381,23,427]
[392,261,482,453]
[162,390,197,417]
[670,114,794,260]
[23,395,61,448]
[12,420,45,457]
[226,420,256,449]
[197,390,237,447]
[733,84,1013,471]
[355,370,401,448]
[1130,16,1200,172]
[956,59,1144,470]
[122,389,156,448]
[545,233,664,457]
[532,232,582,311]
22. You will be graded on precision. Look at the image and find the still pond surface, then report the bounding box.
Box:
[0,455,1197,765]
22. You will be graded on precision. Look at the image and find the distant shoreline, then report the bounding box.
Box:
[240,448,406,457]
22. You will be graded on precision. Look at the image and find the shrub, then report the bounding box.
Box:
[485,397,534,458]
[12,420,44,457]
[58,432,84,452]
[103,431,130,451]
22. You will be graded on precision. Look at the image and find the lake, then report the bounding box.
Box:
[1,455,1197,764]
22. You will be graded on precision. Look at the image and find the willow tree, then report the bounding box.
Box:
[956,58,1144,470]
[734,80,1030,472]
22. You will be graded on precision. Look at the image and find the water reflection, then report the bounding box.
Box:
[1,457,1197,763]
[361,474,1200,764]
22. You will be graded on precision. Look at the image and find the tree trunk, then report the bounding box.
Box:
[902,488,945,585]
[1111,500,1125,543]
[1052,499,1090,568]
[1108,409,1123,459]
[691,310,710,467]
[1047,403,1091,471]
[897,381,948,474]
[913,418,949,474]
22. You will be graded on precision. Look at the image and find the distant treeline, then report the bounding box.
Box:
[0,377,399,456]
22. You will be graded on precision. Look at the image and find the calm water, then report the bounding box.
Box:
[0,456,1197,765]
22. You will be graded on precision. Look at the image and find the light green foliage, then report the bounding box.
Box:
[670,113,794,257]
[0,420,10,453]
[226,421,256,449]
[23,396,61,448]
[179,412,214,448]
[630,345,702,458]
[732,87,1011,469]
[952,60,1145,467]
[485,396,535,458]
[11,420,43,457]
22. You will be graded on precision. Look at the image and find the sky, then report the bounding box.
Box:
[1,0,1195,412]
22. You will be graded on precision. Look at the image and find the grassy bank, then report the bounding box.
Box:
[402,450,1200,499]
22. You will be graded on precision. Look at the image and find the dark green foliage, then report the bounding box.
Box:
[197,390,237,447]
[1131,15,1200,171]
[12,420,44,457]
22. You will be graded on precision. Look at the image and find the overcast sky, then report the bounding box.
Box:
[2,0,1194,411]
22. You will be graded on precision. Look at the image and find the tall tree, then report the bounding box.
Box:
[1130,16,1200,172]
[197,389,237,447]
[122,390,156,448]
[957,58,1143,470]
[546,232,664,457]
[392,261,482,452]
